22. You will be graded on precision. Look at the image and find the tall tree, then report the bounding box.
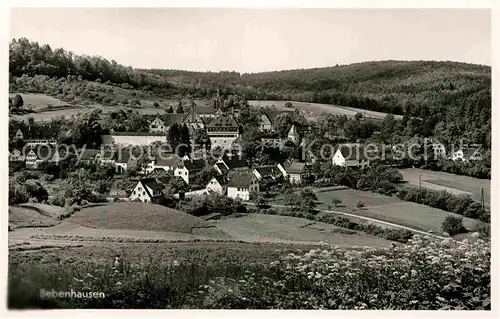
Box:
[13,94,24,109]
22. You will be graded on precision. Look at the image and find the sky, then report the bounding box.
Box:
[9,8,491,73]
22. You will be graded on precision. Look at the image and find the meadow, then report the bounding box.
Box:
[248,100,403,120]
[315,188,479,235]
[214,214,392,247]
[8,235,490,309]
[9,93,69,110]
[400,168,490,207]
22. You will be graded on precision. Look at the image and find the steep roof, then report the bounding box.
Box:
[288,124,299,136]
[194,106,217,114]
[227,171,254,188]
[254,165,280,176]
[163,113,187,125]
[286,162,306,174]
[214,162,229,174]
[154,155,180,167]
[206,115,239,129]
[260,113,272,124]
[220,154,248,170]
[139,178,164,198]
[264,109,295,122]
[182,159,206,171]
[144,114,165,122]
[210,175,228,186]
[337,144,368,161]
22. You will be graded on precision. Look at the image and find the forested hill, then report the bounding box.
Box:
[9,38,171,91]
[146,61,491,116]
[9,38,491,150]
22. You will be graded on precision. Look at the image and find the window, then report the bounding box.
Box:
[143,191,146,196]
[185,172,187,175]
[133,191,136,195]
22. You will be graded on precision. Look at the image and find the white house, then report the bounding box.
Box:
[206,115,240,150]
[25,146,63,169]
[258,113,273,131]
[9,149,24,162]
[174,159,205,184]
[206,175,227,195]
[143,156,180,174]
[129,178,164,203]
[149,117,167,133]
[227,171,260,201]
[287,124,301,145]
[332,144,370,169]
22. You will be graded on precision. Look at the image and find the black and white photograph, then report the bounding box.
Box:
[3,3,496,313]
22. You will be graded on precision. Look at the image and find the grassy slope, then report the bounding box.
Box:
[67,202,226,236]
[9,205,61,229]
[10,80,212,121]
[400,168,491,206]
[315,188,479,234]
[215,214,392,247]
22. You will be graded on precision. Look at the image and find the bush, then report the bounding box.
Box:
[473,222,490,239]
[441,215,467,236]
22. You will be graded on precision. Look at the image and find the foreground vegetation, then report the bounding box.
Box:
[9,235,489,309]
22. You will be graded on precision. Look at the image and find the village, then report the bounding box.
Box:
[8,97,383,205]
[6,7,493,311]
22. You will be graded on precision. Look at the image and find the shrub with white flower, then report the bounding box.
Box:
[198,235,490,310]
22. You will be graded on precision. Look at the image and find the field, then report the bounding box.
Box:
[10,107,88,122]
[9,201,392,248]
[67,202,228,238]
[400,168,490,207]
[9,205,59,229]
[9,93,70,110]
[315,188,479,234]
[248,100,402,120]
[316,188,402,210]
[215,214,392,247]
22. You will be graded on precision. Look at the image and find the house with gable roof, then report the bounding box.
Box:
[206,115,240,150]
[332,143,370,169]
[214,154,248,174]
[227,170,260,201]
[13,124,60,146]
[258,113,273,131]
[253,165,282,181]
[149,116,167,133]
[174,159,206,184]
[129,178,165,203]
[206,175,228,195]
[285,162,310,184]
